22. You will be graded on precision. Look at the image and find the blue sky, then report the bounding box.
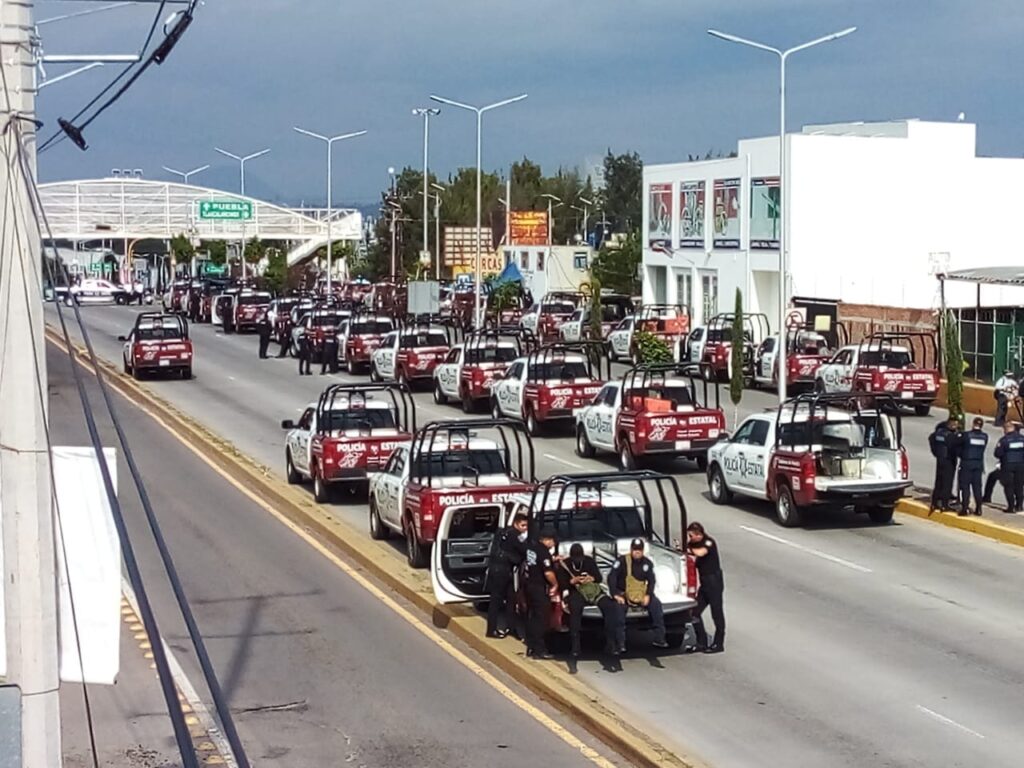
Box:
[36,0,1023,206]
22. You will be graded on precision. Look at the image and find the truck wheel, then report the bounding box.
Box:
[313,469,332,504]
[433,381,448,405]
[525,408,541,437]
[397,368,410,389]
[285,450,301,485]
[914,404,932,417]
[709,465,732,504]
[619,442,637,471]
[132,365,142,381]
[460,390,476,414]
[576,426,596,459]
[406,524,428,568]
[369,498,390,540]
[665,633,686,650]
[370,362,382,383]
[867,505,894,524]
[775,484,804,528]
[814,379,826,394]
[123,357,131,375]
[346,356,357,374]
[181,366,192,380]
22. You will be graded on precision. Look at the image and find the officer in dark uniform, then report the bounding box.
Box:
[994,422,1024,512]
[928,417,959,511]
[320,330,339,374]
[297,329,312,375]
[485,513,528,639]
[686,522,725,653]
[557,543,621,657]
[522,529,558,659]
[278,314,293,358]
[610,538,667,653]
[256,310,272,359]
[955,416,988,516]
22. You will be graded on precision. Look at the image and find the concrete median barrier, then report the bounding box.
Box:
[896,497,1024,549]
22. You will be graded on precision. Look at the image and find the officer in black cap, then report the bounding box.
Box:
[955,416,988,516]
[609,537,667,653]
[522,528,558,659]
[994,421,1024,512]
[928,416,959,511]
[256,310,272,359]
[485,513,527,639]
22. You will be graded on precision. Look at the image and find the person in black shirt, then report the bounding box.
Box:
[609,538,667,652]
[320,333,339,374]
[687,521,725,653]
[278,316,293,358]
[256,311,272,359]
[994,421,1024,512]
[928,417,959,511]
[955,417,988,516]
[297,331,312,375]
[485,513,527,639]
[522,529,558,659]
[557,543,621,657]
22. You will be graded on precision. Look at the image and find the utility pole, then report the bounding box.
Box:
[1,0,64,764]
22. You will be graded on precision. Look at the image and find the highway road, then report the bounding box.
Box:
[46,337,624,768]
[49,303,1024,768]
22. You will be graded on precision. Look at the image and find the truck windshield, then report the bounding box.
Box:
[400,332,448,348]
[351,320,393,335]
[310,314,340,327]
[466,346,517,364]
[136,326,183,341]
[322,408,397,432]
[237,295,269,306]
[535,505,646,542]
[529,361,590,380]
[541,302,575,315]
[860,350,913,368]
[412,449,508,478]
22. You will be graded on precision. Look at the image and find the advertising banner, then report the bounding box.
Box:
[678,180,705,249]
[508,211,549,246]
[712,178,741,249]
[443,226,493,268]
[750,176,780,250]
[647,183,672,249]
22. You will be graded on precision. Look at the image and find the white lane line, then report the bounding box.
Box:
[916,705,985,739]
[543,453,584,470]
[739,525,873,573]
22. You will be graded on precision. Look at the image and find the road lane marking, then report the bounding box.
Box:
[544,453,584,470]
[915,705,985,739]
[227,375,236,381]
[739,525,873,573]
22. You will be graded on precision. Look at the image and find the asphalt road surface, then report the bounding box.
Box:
[49,303,1024,768]
[47,336,623,768]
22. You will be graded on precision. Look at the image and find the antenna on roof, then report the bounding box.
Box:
[957,112,966,122]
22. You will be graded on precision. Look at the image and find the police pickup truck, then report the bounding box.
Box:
[433,329,529,413]
[606,304,688,365]
[368,419,536,568]
[430,471,697,649]
[370,325,451,388]
[119,312,193,380]
[574,363,725,471]
[706,392,911,526]
[282,383,415,503]
[339,314,395,374]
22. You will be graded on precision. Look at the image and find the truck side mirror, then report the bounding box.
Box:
[280,419,295,430]
[117,335,127,342]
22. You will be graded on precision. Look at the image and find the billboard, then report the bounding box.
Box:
[750,177,780,250]
[712,178,741,249]
[443,226,493,268]
[647,183,672,249]
[508,211,549,246]
[678,180,705,249]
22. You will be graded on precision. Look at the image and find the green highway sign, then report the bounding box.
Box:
[198,200,253,220]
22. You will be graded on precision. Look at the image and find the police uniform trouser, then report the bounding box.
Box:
[278,332,291,358]
[524,582,550,654]
[567,591,619,653]
[298,343,312,375]
[1002,464,1024,511]
[258,330,270,358]
[694,573,725,649]
[615,595,666,649]
[321,341,338,374]
[486,566,515,636]
[931,459,956,509]
[985,469,1002,503]
[960,466,984,511]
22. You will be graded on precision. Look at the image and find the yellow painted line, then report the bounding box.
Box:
[897,498,1024,549]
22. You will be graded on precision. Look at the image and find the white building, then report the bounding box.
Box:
[642,119,1024,331]
[501,244,594,298]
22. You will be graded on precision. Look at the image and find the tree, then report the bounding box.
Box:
[244,236,265,265]
[599,150,642,234]
[204,240,227,265]
[633,330,672,364]
[944,310,964,422]
[263,248,288,294]
[170,233,195,263]
[730,289,745,418]
[590,233,641,295]
[587,275,603,341]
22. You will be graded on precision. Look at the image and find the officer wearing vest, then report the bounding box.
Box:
[256,310,272,359]
[955,416,988,516]
[994,422,1024,513]
[928,417,959,512]
[485,513,527,639]
[610,538,667,653]
[297,329,313,376]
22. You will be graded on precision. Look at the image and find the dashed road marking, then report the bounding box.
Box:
[739,525,873,573]
[916,705,985,739]
[544,453,585,470]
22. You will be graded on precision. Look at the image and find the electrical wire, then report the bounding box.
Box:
[16,121,251,768]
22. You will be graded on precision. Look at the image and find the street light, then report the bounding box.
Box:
[707,26,856,404]
[293,126,367,291]
[162,163,210,185]
[430,92,528,328]
[540,193,562,246]
[432,183,446,278]
[577,196,593,242]
[214,146,271,280]
[412,108,440,278]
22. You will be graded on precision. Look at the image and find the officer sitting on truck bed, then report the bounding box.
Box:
[609,538,667,653]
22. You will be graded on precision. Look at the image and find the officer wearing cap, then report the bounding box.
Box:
[610,538,667,653]
[955,416,988,516]
[994,421,1024,513]
[522,528,558,660]
[929,416,960,512]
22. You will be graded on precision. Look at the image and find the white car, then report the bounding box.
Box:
[370,327,451,386]
[433,337,519,412]
[55,278,130,306]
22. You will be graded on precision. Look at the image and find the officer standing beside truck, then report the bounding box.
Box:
[256,310,272,359]
[928,416,959,512]
[994,421,1024,513]
[522,529,558,660]
[485,513,527,639]
[955,416,988,516]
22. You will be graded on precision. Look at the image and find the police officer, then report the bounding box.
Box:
[557,543,621,657]
[928,417,959,512]
[522,529,558,659]
[994,422,1024,512]
[955,416,988,516]
[297,329,313,376]
[485,513,527,639]
[610,538,667,653]
[278,315,293,358]
[320,331,339,375]
[993,370,1018,426]
[686,522,725,653]
[256,310,272,359]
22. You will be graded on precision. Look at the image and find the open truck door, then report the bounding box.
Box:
[430,502,508,605]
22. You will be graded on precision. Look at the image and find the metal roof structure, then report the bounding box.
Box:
[38,178,362,266]
[941,267,1024,287]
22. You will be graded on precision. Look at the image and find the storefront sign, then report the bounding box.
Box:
[712,178,741,249]
[678,180,705,249]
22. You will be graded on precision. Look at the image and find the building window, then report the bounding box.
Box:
[537,251,545,272]
[700,270,718,320]
[504,250,513,266]
[675,272,692,311]
[573,252,588,271]
[520,251,529,270]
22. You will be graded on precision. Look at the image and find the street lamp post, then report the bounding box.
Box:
[293,126,367,292]
[577,196,593,243]
[162,163,210,186]
[430,92,528,329]
[431,182,445,279]
[707,26,856,404]
[541,193,561,246]
[214,146,270,281]
[412,108,440,278]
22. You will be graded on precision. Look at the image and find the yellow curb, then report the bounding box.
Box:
[897,498,1024,548]
[47,327,704,768]
[129,623,144,632]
